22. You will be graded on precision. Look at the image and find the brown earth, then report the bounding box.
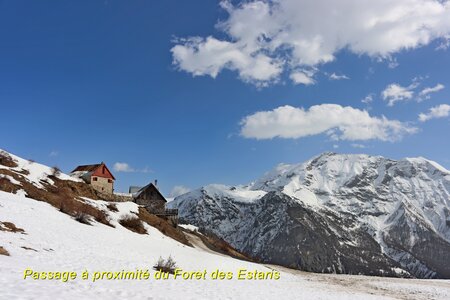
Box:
[118,216,147,234]
[0,151,18,168]
[0,221,25,233]
[138,207,191,246]
[0,246,10,256]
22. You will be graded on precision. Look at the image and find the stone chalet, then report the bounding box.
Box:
[70,162,115,194]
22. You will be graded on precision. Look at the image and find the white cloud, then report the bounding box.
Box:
[290,70,316,85]
[351,143,367,149]
[329,73,349,80]
[172,0,450,86]
[113,162,134,172]
[418,104,450,122]
[49,151,59,157]
[387,57,399,69]
[381,83,418,106]
[436,34,450,50]
[169,185,191,198]
[240,104,417,141]
[382,80,444,105]
[333,144,339,149]
[418,83,445,100]
[361,94,374,104]
[113,162,151,173]
[171,37,282,86]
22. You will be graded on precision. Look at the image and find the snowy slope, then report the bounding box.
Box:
[0,149,81,190]
[2,191,450,300]
[170,152,450,278]
[1,149,450,298]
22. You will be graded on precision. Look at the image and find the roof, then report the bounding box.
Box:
[129,186,143,194]
[134,183,167,203]
[70,162,115,180]
[71,164,102,173]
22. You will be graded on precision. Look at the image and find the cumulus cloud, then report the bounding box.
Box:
[172,0,450,86]
[171,37,283,86]
[113,162,151,173]
[418,104,450,121]
[418,83,445,100]
[290,70,316,85]
[240,104,417,141]
[169,185,191,198]
[382,79,444,105]
[329,73,349,80]
[382,82,418,106]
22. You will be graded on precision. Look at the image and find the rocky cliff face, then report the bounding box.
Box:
[169,153,450,278]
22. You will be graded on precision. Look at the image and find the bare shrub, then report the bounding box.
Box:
[21,246,37,252]
[119,216,147,234]
[153,256,177,274]
[74,212,91,225]
[106,203,118,212]
[51,166,61,177]
[58,198,111,227]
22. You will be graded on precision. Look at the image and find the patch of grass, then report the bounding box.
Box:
[138,207,191,246]
[0,221,25,233]
[0,246,10,256]
[153,256,177,274]
[0,151,17,168]
[57,197,111,226]
[0,169,22,194]
[119,216,147,234]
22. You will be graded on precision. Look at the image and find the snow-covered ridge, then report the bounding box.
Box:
[0,149,81,189]
[171,152,450,278]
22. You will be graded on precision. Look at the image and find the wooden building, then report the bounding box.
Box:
[70,162,115,194]
[133,181,178,223]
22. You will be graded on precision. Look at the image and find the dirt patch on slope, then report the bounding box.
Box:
[0,151,18,168]
[0,246,10,256]
[138,207,191,246]
[185,229,253,262]
[119,216,147,234]
[0,221,25,233]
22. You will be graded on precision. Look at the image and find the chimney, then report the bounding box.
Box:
[154,179,158,187]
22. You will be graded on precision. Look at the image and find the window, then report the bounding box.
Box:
[93,177,98,181]
[108,179,112,183]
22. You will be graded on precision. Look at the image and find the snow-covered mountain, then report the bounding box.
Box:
[2,149,450,298]
[169,152,450,279]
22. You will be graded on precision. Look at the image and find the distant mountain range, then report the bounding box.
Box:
[169,152,450,278]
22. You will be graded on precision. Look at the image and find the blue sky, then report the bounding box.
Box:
[1,0,450,195]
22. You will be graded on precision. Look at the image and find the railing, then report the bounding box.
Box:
[156,208,178,216]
